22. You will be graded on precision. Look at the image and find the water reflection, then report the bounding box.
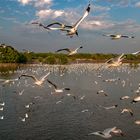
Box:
[0,64,140,140]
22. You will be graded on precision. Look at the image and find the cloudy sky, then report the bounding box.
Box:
[0,0,140,53]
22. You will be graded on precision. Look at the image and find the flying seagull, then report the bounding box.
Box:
[121,108,133,116]
[88,126,121,139]
[19,71,51,86]
[103,34,135,40]
[47,4,91,37]
[47,79,70,93]
[132,50,140,56]
[106,53,126,67]
[56,46,83,56]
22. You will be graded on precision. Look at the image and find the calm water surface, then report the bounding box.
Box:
[0,64,140,140]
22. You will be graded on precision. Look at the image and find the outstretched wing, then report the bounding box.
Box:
[73,4,90,29]
[19,74,37,81]
[47,22,64,27]
[40,71,51,82]
[31,22,50,30]
[47,79,57,89]
[56,48,71,53]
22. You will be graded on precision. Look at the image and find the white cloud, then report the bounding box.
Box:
[36,9,64,19]
[18,0,31,5]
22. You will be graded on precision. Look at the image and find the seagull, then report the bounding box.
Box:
[47,79,70,93]
[25,113,28,118]
[19,71,51,86]
[99,104,118,110]
[47,4,91,37]
[56,46,83,56]
[25,102,34,108]
[0,116,4,120]
[120,96,130,100]
[131,96,140,103]
[0,102,5,106]
[0,78,19,85]
[88,126,117,139]
[132,50,140,56]
[103,34,135,40]
[121,108,133,116]
[97,90,108,96]
[134,120,140,125]
[0,107,3,111]
[19,117,26,122]
[106,53,125,67]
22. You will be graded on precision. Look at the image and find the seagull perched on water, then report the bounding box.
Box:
[99,104,118,110]
[106,53,126,68]
[46,4,91,37]
[131,96,140,103]
[19,71,51,86]
[103,34,135,40]
[88,126,122,139]
[47,79,70,93]
[56,46,83,56]
[120,96,130,100]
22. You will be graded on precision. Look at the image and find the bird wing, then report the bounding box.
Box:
[103,34,115,37]
[47,79,57,89]
[73,4,90,29]
[132,51,140,55]
[117,53,125,61]
[105,58,114,64]
[40,72,51,82]
[47,22,64,27]
[19,74,37,81]
[56,48,71,53]
[32,22,50,30]
[103,127,117,135]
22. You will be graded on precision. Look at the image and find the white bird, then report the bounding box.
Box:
[0,102,5,106]
[25,113,28,118]
[47,79,70,93]
[106,53,125,67]
[47,4,91,37]
[99,104,118,110]
[56,46,83,56]
[88,126,117,139]
[131,96,140,103]
[19,117,26,122]
[19,71,50,86]
[134,120,140,125]
[0,116,4,120]
[0,107,3,111]
[120,96,130,100]
[81,109,89,113]
[132,50,140,56]
[97,90,108,96]
[18,89,24,96]
[121,108,133,116]
[103,34,134,40]
[25,102,34,108]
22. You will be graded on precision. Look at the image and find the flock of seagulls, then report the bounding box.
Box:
[0,1,140,140]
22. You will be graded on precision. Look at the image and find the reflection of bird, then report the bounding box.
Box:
[47,79,70,93]
[121,108,133,116]
[103,34,135,40]
[56,46,83,56]
[88,127,118,139]
[19,72,50,86]
[0,78,19,85]
[47,4,91,37]
[106,53,125,67]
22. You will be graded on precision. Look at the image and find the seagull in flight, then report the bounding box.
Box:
[46,4,91,37]
[106,53,126,67]
[132,50,140,56]
[121,108,133,116]
[103,34,135,40]
[47,79,70,93]
[56,46,83,56]
[19,71,51,86]
[88,126,119,139]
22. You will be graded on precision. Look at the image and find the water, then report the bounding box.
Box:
[0,64,140,140]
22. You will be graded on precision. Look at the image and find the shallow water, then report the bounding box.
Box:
[0,64,140,140]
